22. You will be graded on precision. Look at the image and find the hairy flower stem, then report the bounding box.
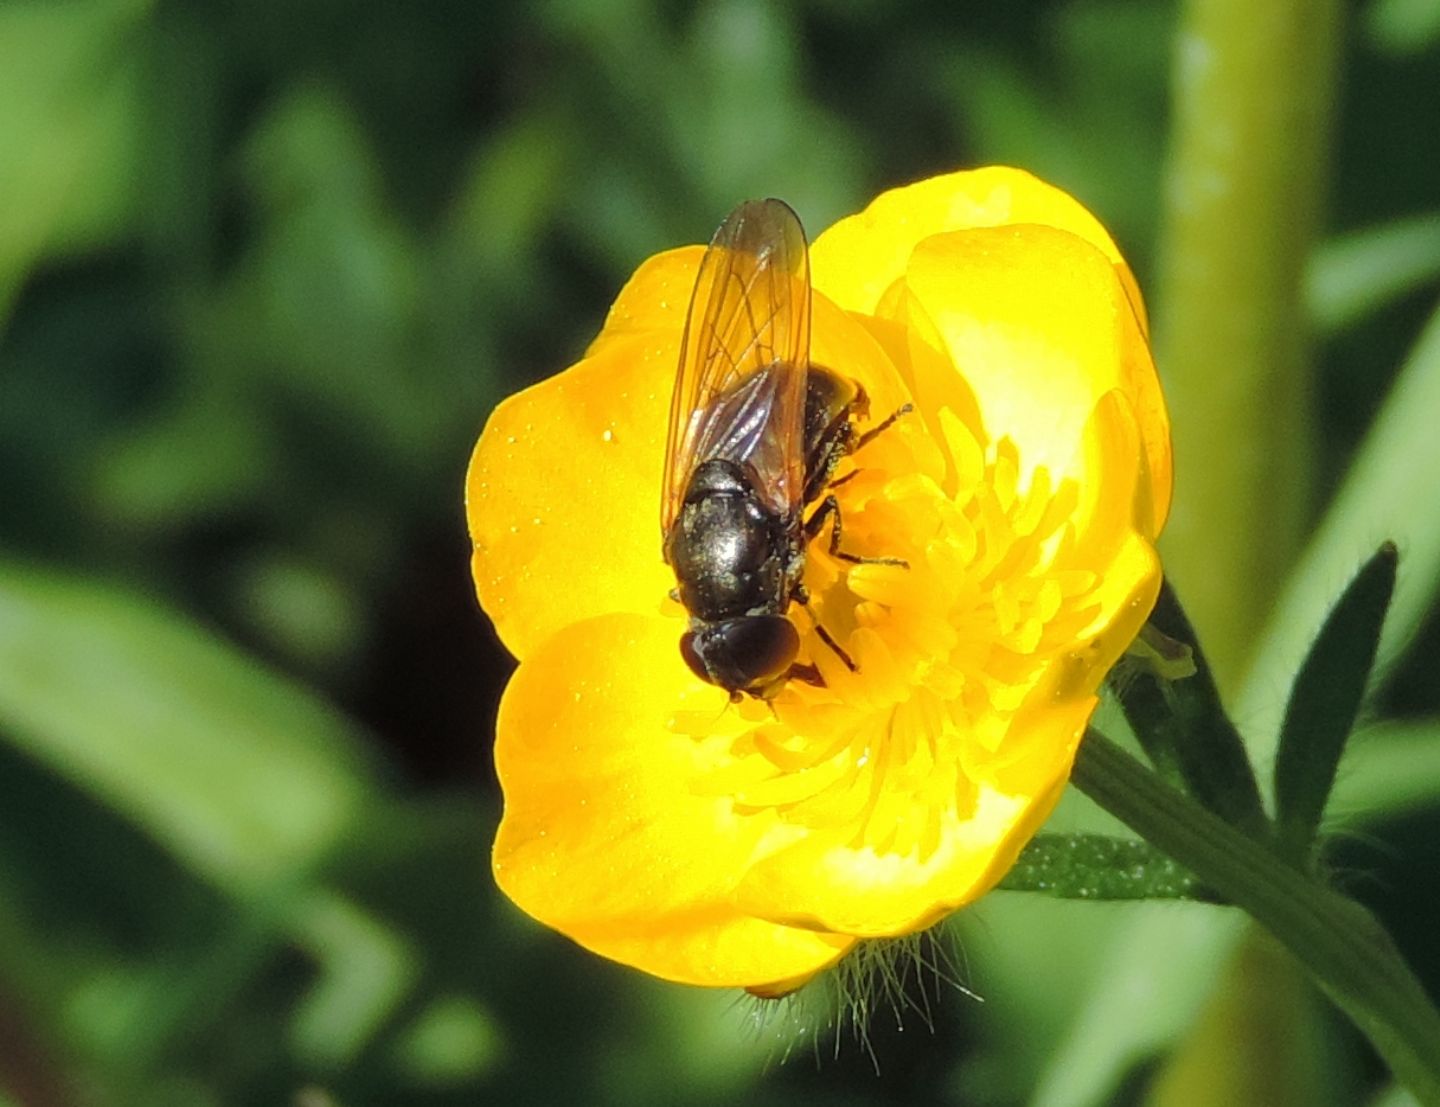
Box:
[1154,0,1342,690]
[1073,730,1440,1105]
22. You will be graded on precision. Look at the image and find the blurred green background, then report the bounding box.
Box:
[2,0,1439,1104]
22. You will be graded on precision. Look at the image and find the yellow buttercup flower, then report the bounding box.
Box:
[467,167,1171,993]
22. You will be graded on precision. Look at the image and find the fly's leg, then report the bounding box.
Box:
[788,399,914,681]
[805,495,908,568]
[821,405,913,495]
[854,402,914,452]
[812,619,857,671]
[811,394,914,564]
[794,586,858,672]
[783,661,827,687]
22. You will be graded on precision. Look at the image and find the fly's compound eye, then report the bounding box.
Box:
[685,615,800,694]
[679,631,711,684]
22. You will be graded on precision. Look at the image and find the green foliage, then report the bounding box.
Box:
[999,834,1203,900]
[1274,543,1397,863]
[1,0,1438,1104]
[1111,580,1269,837]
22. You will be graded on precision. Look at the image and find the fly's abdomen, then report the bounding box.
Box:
[800,366,862,504]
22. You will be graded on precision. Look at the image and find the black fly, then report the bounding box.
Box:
[661,199,907,701]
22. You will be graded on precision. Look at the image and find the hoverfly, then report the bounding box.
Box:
[661,198,907,701]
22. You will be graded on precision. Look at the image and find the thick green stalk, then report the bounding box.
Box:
[1154,0,1341,690]
[1073,731,1440,1105]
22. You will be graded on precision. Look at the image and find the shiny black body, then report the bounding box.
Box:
[666,365,861,698]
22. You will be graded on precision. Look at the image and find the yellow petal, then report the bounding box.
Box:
[593,245,915,419]
[473,170,1175,987]
[732,704,1087,937]
[809,289,914,419]
[586,246,705,359]
[899,224,1170,534]
[493,612,856,987]
[1062,530,1164,695]
[466,333,676,660]
[810,165,1148,336]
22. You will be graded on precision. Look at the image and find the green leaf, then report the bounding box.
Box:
[0,0,150,322]
[1366,0,1440,54]
[288,891,420,1069]
[1038,302,1440,1107]
[388,994,504,1088]
[1371,1083,1424,1107]
[1240,300,1440,787]
[1072,730,1440,1104]
[0,561,430,1076]
[999,833,1206,900]
[1110,580,1269,836]
[1308,214,1440,333]
[1330,717,1440,819]
[1029,908,1248,1107]
[1273,543,1398,862]
[0,559,379,896]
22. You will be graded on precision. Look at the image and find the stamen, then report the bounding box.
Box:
[673,421,1107,862]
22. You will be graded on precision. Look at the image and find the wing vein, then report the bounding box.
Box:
[661,199,812,546]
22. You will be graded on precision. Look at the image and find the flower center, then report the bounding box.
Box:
[682,406,1103,861]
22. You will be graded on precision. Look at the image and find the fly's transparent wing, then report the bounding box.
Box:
[660,199,811,542]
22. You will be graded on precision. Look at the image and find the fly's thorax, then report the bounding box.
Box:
[666,459,798,623]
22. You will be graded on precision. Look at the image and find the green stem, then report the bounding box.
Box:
[1154,0,1342,689]
[1073,730,1440,1105]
